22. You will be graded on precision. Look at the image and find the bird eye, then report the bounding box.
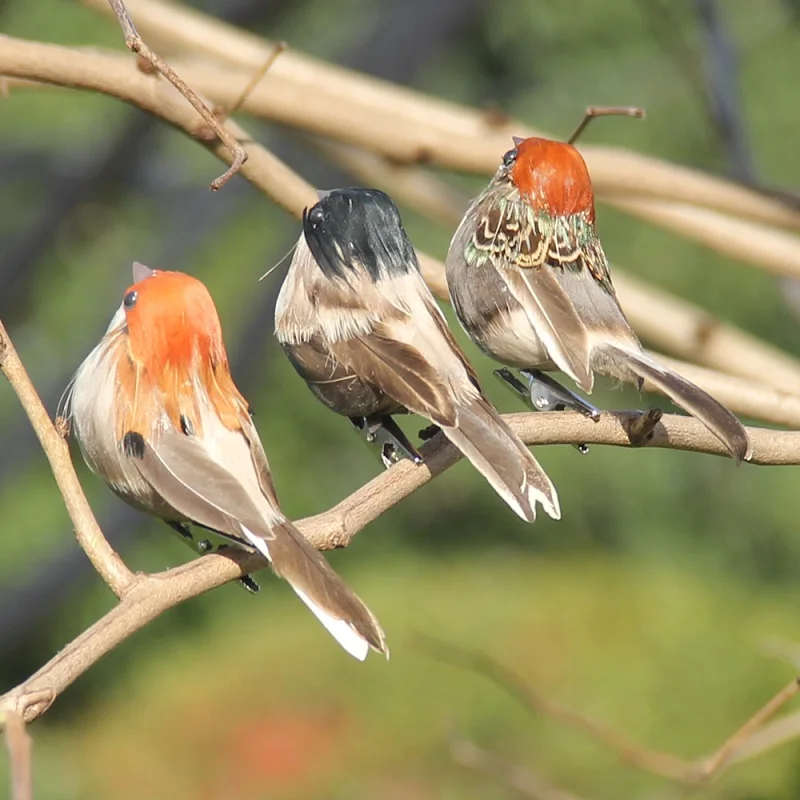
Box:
[307,206,325,227]
[123,290,138,310]
[502,149,517,168]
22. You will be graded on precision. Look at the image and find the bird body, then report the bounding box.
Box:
[68,263,387,661]
[446,137,751,462]
[275,188,560,523]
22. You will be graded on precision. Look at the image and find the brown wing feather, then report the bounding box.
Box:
[131,428,271,541]
[463,194,595,389]
[329,330,458,427]
[130,428,388,656]
[501,266,594,390]
[239,417,281,509]
[423,298,483,392]
[265,519,387,654]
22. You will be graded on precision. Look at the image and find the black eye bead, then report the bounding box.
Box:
[180,415,195,436]
[502,149,517,168]
[307,206,325,227]
[123,290,138,310]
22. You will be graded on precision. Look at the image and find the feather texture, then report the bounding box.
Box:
[69,264,387,659]
[446,147,750,463]
[603,344,751,462]
[276,195,561,523]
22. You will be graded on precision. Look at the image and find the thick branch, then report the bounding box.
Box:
[648,353,800,429]
[612,196,800,281]
[2,31,799,741]
[4,38,800,398]
[78,0,800,232]
[0,36,315,215]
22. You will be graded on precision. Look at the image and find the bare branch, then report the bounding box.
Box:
[450,737,588,800]
[105,0,246,190]
[316,139,800,397]
[0,36,316,216]
[1,29,800,749]
[3,711,32,800]
[5,37,800,397]
[215,40,287,122]
[649,354,800,429]
[692,677,800,780]
[421,638,800,785]
[0,321,133,597]
[612,196,800,281]
[730,707,800,765]
[567,105,645,145]
[78,0,800,233]
[617,272,800,395]
[1,409,798,727]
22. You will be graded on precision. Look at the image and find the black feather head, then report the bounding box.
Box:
[302,188,419,283]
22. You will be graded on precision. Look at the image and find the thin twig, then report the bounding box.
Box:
[105,0,246,190]
[730,707,800,765]
[450,737,587,800]
[567,105,645,145]
[215,40,287,122]
[419,638,800,785]
[3,710,32,800]
[418,638,689,782]
[692,677,800,780]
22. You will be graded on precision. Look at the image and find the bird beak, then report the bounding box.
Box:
[316,189,333,202]
[132,261,155,283]
[511,135,525,147]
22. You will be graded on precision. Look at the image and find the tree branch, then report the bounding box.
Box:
[2,26,800,751]
[2,710,32,800]
[105,0,247,189]
[450,737,588,800]
[77,0,800,232]
[4,38,800,398]
[1,407,798,727]
[316,140,800,398]
[422,638,800,786]
[0,321,132,597]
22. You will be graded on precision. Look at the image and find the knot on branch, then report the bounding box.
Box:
[622,407,663,447]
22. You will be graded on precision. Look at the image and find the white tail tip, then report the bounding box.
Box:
[293,587,371,661]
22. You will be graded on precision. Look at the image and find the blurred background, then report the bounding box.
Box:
[2,0,800,797]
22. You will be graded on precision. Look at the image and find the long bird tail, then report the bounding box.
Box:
[243,520,388,661]
[441,396,561,523]
[604,344,751,462]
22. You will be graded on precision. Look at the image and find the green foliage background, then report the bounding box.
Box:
[1,1,800,797]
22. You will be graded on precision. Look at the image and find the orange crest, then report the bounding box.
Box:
[510,137,595,221]
[120,270,248,435]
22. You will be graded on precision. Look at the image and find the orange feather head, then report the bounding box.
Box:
[507,137,595,221]
[119,269,248,435]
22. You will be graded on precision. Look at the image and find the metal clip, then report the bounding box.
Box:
[350,414,423,469]
[493,368,601,454]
